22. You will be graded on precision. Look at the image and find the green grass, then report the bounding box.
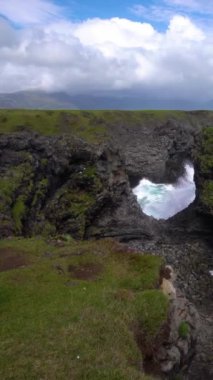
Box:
[119,255,163,291]
[201,180,213,208]
[0,163,34,233]
[199,127,213,174]
[0,109,188,143]
[0,237,166,380]
[199,127,213,213]
[136,290,168,337]
[178,321,190,340]
[12,197,26,234]
[0,110,108,143]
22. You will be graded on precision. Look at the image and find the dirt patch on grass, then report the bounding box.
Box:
[0,247,29,272]
[68,262,104,280]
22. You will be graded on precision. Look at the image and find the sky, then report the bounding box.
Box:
[0,0,213,106]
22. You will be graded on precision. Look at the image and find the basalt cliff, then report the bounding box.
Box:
[0,110,212,240]
[0,110,212,379]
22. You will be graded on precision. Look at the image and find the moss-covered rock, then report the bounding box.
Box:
[178,321,190,339]
[200,180,213,210]
[0,162,34,235]
[0,132,106,238]
[198,127,213,216]
[44,166,104,239]
[12,197,26,234]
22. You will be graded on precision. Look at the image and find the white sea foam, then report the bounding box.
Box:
[133,164,196,220]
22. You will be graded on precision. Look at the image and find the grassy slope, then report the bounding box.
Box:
[199,127,213,213]
[0,237,167,380]
[0,109,187,143]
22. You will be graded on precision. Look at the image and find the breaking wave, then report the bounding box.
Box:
[133,163,196,220]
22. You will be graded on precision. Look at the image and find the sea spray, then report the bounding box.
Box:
[133,164,196,220]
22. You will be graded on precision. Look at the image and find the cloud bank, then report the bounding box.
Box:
[0,0,213,105]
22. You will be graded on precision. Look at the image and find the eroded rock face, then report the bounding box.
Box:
[0,132,96,238]
[156,291,200,375]
[108,114,212,240]
[141,266,200,378]
[108,117,202,184]
[196,126,213,223]
[0,132,158,240]
[128,238,213,379]
[0,113,212,241]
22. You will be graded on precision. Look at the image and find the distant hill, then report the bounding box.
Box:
[0,90,212,110]
[0,91,78,110]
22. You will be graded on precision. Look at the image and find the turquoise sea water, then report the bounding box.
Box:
[133,164,196,220]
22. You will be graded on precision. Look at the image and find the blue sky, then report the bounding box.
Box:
[64,0,134,21]
[55,0,213,27]
[0,0,213,107]
[1,0,213,29]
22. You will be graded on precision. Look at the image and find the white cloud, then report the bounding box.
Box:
[72,18,160,49]
[0,0,62,24]
[0,13,213,104]
[167,15,205,40]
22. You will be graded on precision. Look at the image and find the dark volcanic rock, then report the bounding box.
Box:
[0,132,156,240]
[128,238,213,379]
[0,132,96,238]
[0,113,212,241]
[108,116,202,183]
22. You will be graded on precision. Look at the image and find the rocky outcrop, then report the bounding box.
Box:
[0,132,158,240]
[138,265,200,378]
[196,126,213,222]
[129,238,213,379]
[157,287,200,376]
[108,115,203,183]
[0,118,211,260]
[0,132,96,238]
[0,113,212,241]
[155,293,200,376]
[107,113,212,238]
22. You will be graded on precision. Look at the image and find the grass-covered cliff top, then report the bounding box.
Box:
[0,237,167,380]
[199,126,213,213]
[0,109,208,143]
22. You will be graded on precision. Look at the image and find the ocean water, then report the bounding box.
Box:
[133,164,196,220]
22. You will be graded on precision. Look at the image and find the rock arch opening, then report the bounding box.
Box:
[133,163,196,220]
